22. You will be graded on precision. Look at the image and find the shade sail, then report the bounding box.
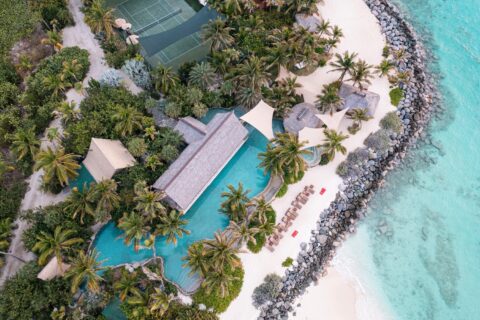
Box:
[240,100,275,140]
[83,138,136,182]
[316,108,349,130]
[37,257,70,281]
[298,127,326,149]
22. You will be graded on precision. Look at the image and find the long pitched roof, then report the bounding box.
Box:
[153,112,248,211]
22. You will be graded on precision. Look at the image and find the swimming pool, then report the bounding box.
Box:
[69,164,96,191]
[93,109,283,292]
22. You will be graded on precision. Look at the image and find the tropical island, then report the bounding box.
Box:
[0,0,434,319]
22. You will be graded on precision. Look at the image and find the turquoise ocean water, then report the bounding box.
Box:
[349,0,480,319]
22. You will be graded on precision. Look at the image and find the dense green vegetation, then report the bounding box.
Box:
[0,263,71,319]
[389,87,404,106]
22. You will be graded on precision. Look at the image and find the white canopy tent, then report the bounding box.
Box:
[37,257,70,281]
[316,108,349,130]
[83,138,136,183]
[240,100,275,140]
[298,127,326,149]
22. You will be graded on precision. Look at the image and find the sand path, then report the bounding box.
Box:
[0,0,141,285]
[221,0,394,318]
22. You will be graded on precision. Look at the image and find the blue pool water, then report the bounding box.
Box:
[346,1,480,319]
[94,109,283,292]
[69,164,95,191]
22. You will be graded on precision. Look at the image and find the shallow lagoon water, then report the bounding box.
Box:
[348,0,480,319]
[94,109,283,292]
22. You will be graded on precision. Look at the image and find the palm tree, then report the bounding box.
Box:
[61,59,83,82]
[134,180,166,221]
[183,242,208,277]
[285,0,318,14]
[84,0,115,39]
[151,65,179,94]
[34,147,80,187]
[347,108,372,133]
[113,269,140,301]
[259,133,310,181]
[41,30,63,52]
[392,48,409,64]
[55,101,80,125]
[321,129,349,161]
[375,59,395,78]
[118,211,150,251]
[111,105,144,137]
[11,127,40,161]
[329,51,358,82]
[315,83,343,115]
[155,210,190,245]
[220,183,250,221]
[204,231,242,272]
[203,268,238,297]
[264,45,291,74]
[389,70,411,87]
[64,184,96,224]
[91,179,120,222]
[189,62,217,91]
[32,226,83,268]
[46,127,63,145]
[65,249,104,293]
[149,288,171,317]
[348,60,374,90]
[125,290,150,316]
[250,197,272,224]
[43,74,72,98]
[227,220,259,246]
[233,56,270,92]
[236,86,261,109]
[317,20,331,37]
[202,18,234,52]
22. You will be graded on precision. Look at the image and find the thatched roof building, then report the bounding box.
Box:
[338,84,380,116]
[283,102,323,134]
[153,112,248,211]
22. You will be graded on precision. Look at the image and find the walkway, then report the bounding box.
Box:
[0,0,142,286]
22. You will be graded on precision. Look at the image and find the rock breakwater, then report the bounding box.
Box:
[259,0,439,318]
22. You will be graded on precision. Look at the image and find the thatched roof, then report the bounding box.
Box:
[82,138,136,182]
[295,13,323,32]
[339,84,380,116]
[283,103,323,134]
[154,112,248,211]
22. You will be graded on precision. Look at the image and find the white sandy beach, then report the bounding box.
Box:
[222,0,395,318]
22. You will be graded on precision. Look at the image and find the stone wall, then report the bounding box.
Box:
[259,0,439,318]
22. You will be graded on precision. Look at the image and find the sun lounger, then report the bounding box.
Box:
[296,195,307,204]
[291,201,302,209]
[292,230,298,237]
[320,187,326,195]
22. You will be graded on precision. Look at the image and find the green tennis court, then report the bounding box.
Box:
[107,0,211,69]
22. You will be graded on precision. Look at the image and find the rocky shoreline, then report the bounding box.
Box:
[259,0,439,319]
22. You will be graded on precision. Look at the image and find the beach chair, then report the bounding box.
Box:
[291,201,302,209]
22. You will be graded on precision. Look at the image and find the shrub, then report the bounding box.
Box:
[164,101,182,118]
[193,266,244,313]
[247,232,266,253]
[35,0,73,29]
[0,262,72,320]
[192,102,208,118]
[160,145,179,163]
[282,257,293,267]
[380,111,403,134]
[0,177,27,220]
[99,68,121,87]
[276,183,288,198]
[127,137,147,158]
[364,129,392,155]
[389,87,404,106]
[25,47,90,104]
[252,273,282,308]
[0,82,20,109]
[165,301,219,319]
[121,59,151,89]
